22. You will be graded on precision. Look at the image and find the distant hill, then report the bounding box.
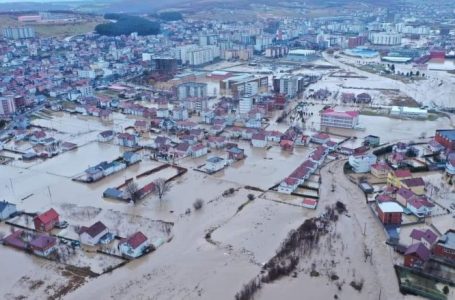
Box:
[0,0,406,13]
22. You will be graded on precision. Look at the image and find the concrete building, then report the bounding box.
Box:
[265,46,289,58]
[3,27,35,39]
[349,154,377,173]
[274,75,299,98]
[286,49,317,62]
[320,109,359,129]
[435,130,455,150]
[239,97,253,115]
[433,230,455,261]
[173,45,220,66]
[0,97,16,115]
[177,82,207,101]
[205,156,226,173]
[369,32,402,45]
[390,106,428,119]
[376,202,403,225]
[221,74,268,97]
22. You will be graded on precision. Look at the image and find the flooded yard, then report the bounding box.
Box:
[28,142,126,178]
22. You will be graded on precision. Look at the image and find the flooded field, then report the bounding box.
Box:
[1,61,453,300]
[29,142,126,178]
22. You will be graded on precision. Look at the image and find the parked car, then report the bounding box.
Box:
[71,240,80,248]
[55,221,69,229]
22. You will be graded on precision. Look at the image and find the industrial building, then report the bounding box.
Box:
[390,106,428,119]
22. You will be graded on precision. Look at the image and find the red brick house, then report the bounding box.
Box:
[432,230,455,261]
[33,208,59,232]
[376,202,403,225]
[435,130,455,150]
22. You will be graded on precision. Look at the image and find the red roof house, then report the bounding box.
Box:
[33,208,59,232]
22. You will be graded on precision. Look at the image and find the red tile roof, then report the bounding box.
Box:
[35,208,59,225]
[401,177,425,187]
[79,221,107,237]
[394,169,412,178]
[122,231,148,249]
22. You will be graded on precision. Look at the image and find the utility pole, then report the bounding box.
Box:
[9,178,16,200]
[48,186,53,204]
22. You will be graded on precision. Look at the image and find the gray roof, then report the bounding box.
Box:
[207,156,224,163]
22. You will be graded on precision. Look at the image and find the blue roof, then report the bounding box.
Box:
[437,129,455,141]
[123,151,136,160]
[103,188,122,198]
[228,147,244,154]
[0,200,16,212]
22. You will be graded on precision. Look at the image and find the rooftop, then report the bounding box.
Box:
[437,129,455,141]
[437,230,455,251]
[378,202,403,213]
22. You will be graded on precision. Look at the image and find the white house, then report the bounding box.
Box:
[407,197,434,218]
[98,130,115,142]
[79,221,109,246]
[123,151,141,165]
[205,156,226,173]
[251,133,267,148]
[348,154,377,173]
[0,200,17,220]
[278,177,299,194]
[191,143,208,158]
[119,231,149,258]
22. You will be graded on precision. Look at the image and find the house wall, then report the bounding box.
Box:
[435,132,455,150]
[433,244,455,260]
[120,241,148,258]
[252,140,267,148]
[278,184,296,194]
[378,210,402,225]
[396,194,408,207]
[34,218,58,232]
[80,229,108,246]
[206,161,224,172]
[407,204,431,217]
[404,254,422,267]
[403,184,425,196]
[371,168,388,178]
[33,246,56,257]
[387,174,403,188]
[0,205,16,220]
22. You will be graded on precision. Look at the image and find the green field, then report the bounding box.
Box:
[0,14,103,38]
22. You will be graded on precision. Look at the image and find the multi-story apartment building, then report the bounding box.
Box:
[369,32,402,45]
[320,109,359,129]
[176,82,207,101]
[2,27,35,39]
[0,97,16,115]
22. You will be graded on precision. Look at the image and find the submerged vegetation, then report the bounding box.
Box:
[235,203,348,300]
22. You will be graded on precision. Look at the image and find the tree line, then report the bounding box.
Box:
[96,14,160,36]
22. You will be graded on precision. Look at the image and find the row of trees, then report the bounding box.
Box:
[96,15,160,36]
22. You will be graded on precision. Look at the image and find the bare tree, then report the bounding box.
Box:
[154,178,171,201]
[126,181,140,204]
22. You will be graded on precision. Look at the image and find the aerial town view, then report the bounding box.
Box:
[1,0,455,299]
